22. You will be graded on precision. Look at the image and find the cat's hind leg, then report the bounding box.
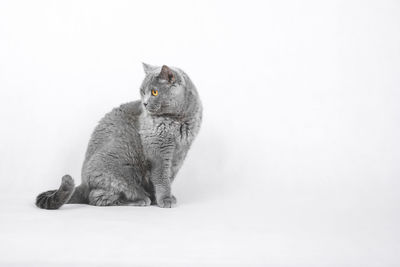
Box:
[120,187,151,207]
[88,188,151,207]
[88,189,122,206]
[123,197,151,206]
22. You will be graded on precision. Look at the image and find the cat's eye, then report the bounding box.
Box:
[151,89,158,96]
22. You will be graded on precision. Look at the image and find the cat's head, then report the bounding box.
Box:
[140,63,189,116]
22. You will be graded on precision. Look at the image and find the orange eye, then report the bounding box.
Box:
[151,89,158,96]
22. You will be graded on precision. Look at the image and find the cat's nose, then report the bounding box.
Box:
[143,102,148,107]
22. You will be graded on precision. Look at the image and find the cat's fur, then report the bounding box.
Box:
[36,64,202,209]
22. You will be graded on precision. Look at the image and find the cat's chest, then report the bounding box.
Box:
[139,116,192,150]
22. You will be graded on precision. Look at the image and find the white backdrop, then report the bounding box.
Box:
[0,1,399,266]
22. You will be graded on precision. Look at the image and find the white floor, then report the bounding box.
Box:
[0,181,398,267]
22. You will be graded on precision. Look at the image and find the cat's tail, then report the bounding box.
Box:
[35,175,88,209]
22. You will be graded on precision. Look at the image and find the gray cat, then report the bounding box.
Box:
[36,64,202,209]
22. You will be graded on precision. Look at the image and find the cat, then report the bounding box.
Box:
[36,64,202,209]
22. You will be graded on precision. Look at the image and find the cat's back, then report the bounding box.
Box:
[105,100,143,125]
[84,101,143,161]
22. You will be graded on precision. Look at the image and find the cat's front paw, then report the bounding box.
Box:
[157,196,177,208]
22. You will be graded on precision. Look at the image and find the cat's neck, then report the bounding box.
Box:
[145,94,201,124]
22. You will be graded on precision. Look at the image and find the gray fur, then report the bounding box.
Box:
[35,64,202,209]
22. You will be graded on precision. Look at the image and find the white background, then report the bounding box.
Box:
[0,1,399,266]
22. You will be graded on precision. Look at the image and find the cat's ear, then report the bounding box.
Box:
[142,62,157,75]
[158,65,176,84]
